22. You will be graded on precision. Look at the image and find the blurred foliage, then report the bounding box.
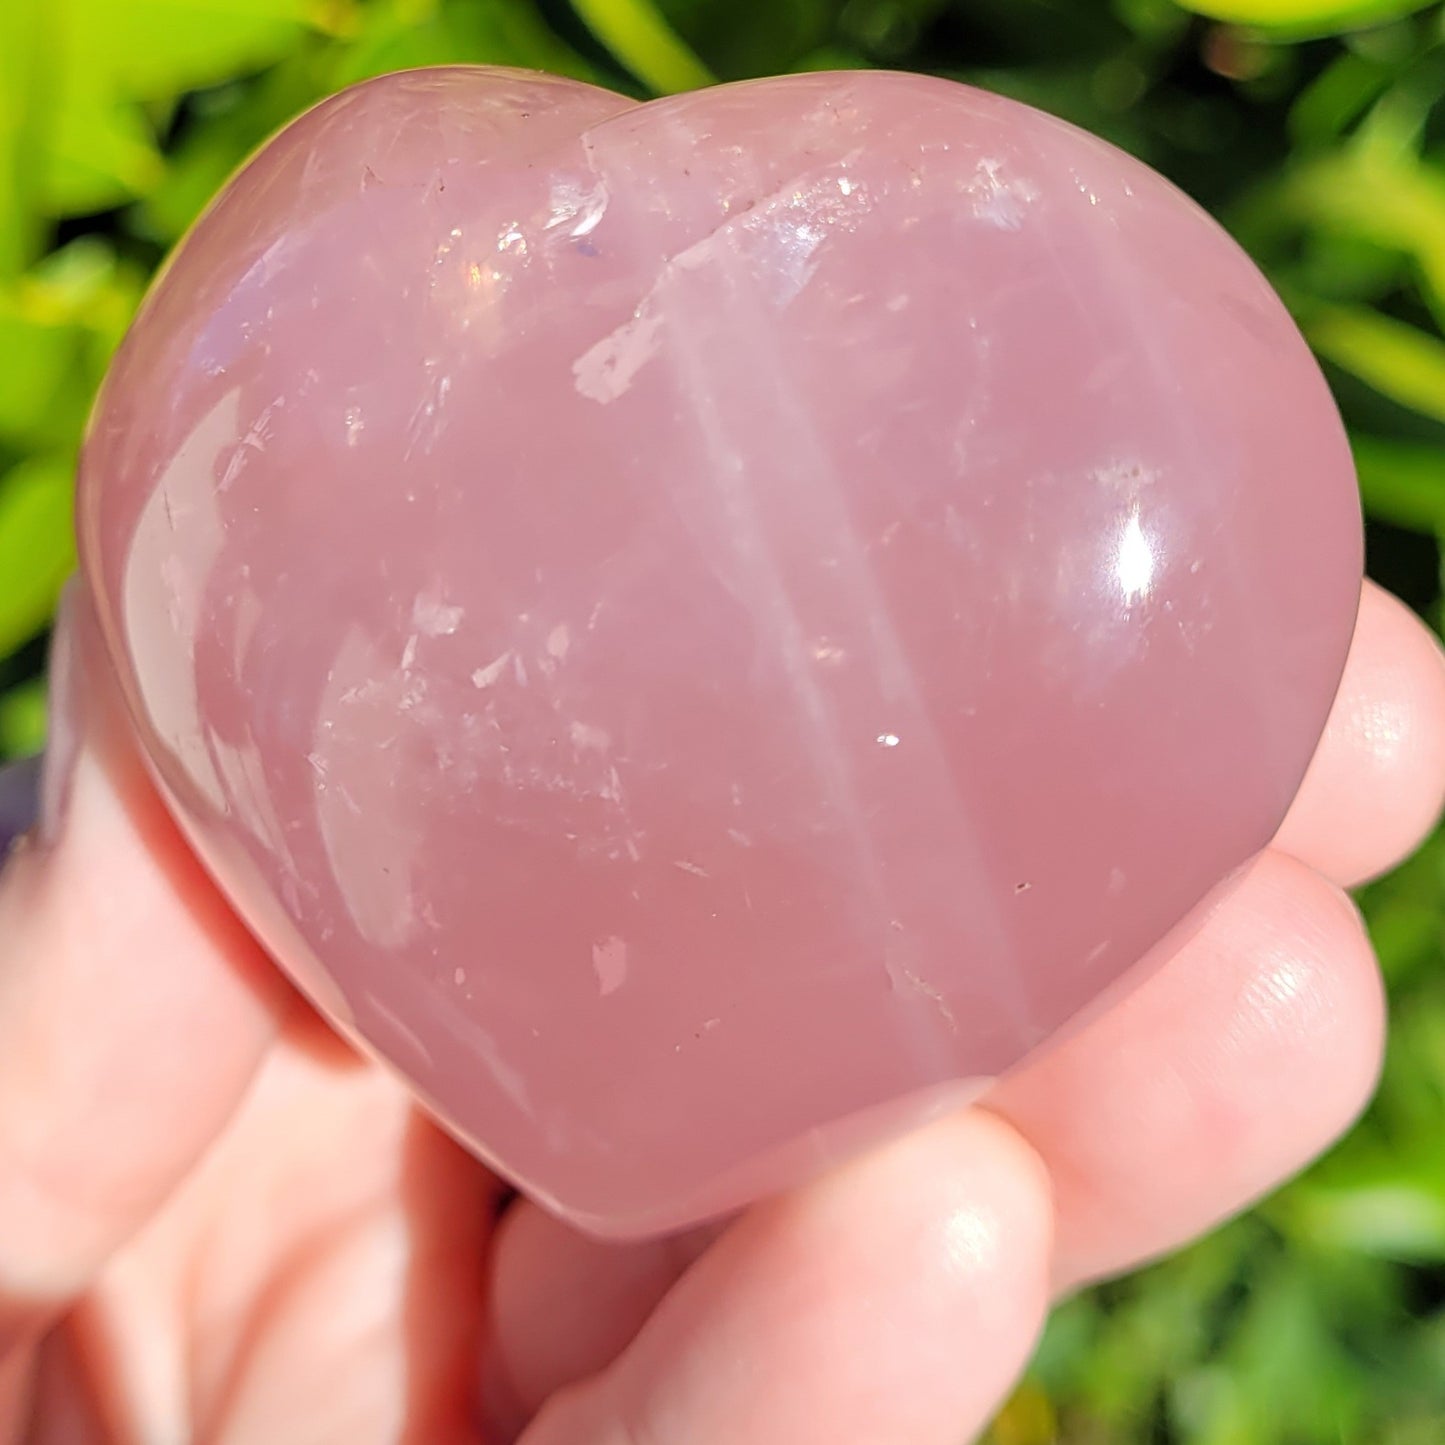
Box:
[2,0,1445,1439]
[1179,0,1434,40]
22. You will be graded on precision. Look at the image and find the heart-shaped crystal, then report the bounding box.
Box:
[78,67,1361,1237]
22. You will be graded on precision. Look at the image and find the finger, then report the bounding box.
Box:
[984,850,1382,1293]
[72,1054,495,1445]
[0,587,288,1351]
[482,1206,720,1438]
[1274,580,1445,887]
[516,1112,1051,1445]
[486,577,1428,1420]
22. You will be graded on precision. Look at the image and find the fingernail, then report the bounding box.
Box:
[36,582,84,851]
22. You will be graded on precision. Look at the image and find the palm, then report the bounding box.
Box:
[45,1036,489,1442]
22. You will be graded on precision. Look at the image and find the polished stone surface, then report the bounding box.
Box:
[77,67,1362,1236]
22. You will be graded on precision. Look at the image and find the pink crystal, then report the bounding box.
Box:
[77,67,1362,1236]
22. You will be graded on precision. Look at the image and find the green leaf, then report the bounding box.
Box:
[0,241,143,447]
[41,93,166,215]
[0,304,79,447]
[938,0,1128,61]
[1170,0,1433,38]
[792,46,871,71]
[659,0,838,77]
[1347,51,1445,163]
[1114,0,1194,39]
[1299,229,1403,305]
[334,0,603,87]
[1271,149,1445,322]
[570,0,715,93]
[1063,1225,1260,1425]
[1,0,338,222]
[0,676,48,757]
[1352,435,1445,533]
[1283,1162,1445,1262]
[64,0,327,101]
[846,0,951,56]
[1288,51,1391,146]
[1305,305,1445,427]
[0,1,47,279]
[1028,1292,1107,1397]
[1213,1261,1366,1440]
[0,455,75,659]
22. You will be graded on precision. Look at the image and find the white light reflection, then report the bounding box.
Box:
[1114,507,1157,607]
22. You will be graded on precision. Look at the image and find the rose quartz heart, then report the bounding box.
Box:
[77,67,1361,1237]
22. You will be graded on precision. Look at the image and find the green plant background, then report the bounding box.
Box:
[4,0,1445,1439]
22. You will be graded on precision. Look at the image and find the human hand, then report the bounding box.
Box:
[1,578,1441,1445]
